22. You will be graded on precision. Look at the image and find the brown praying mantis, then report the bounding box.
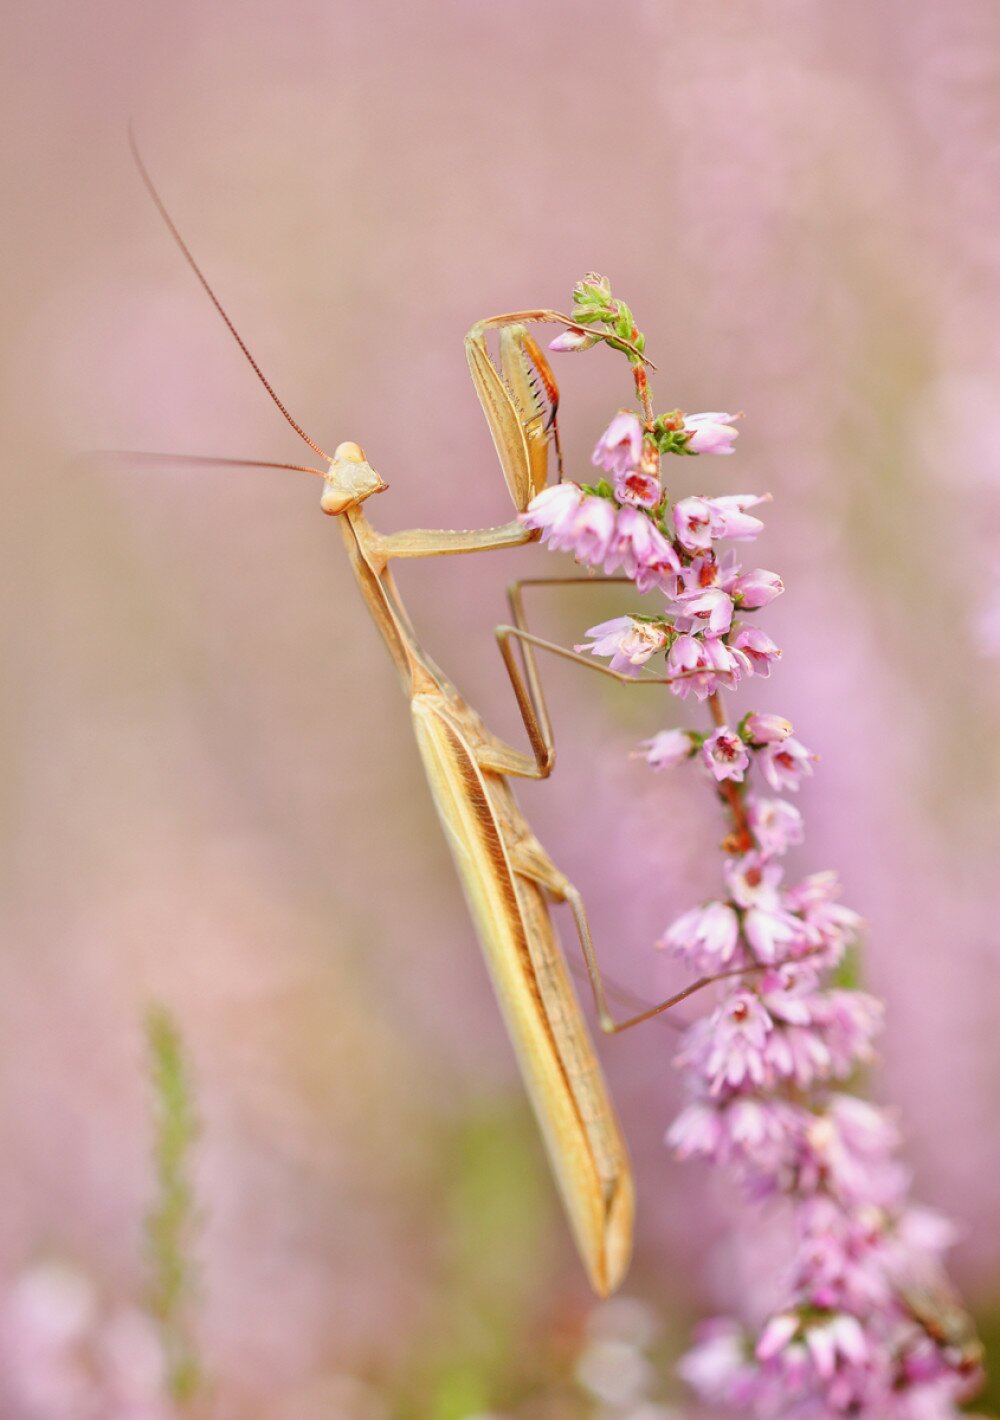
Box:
[124,139,766,1297]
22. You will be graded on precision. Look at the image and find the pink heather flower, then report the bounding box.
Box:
[758,961,821,1020]
[758,1311,868,1392]
[523,487,619,568]
[763,1021,834,1088]
[637,540,684,596]
[658,900,741,972]
[722,859,809,963]
[705,492,771,540]
[759,736,818,793]
[683,411,741,455]
[0,1262,173,1420]
[793,1200,892,1312]
[548,325,599,352]
[728,1097,810,1184]
[819,991,883,1075]
[757,1312,799,1362]
[673,495,714,550]
[783,869,843,915]
[743,712,793,745]
[724,852,784,910]
[755,1308,881,1415]
[666,633,706,693]
[607,505,679,587]
[731,567,785,608]
[671,1094,809,1182]
[706,634,752,685]
[800,1096,906,1207]
[637,726,697,769]
[701,992,774,1093]
[813,1313,869,1378]
[592,410,644,480]
[786,875,862,969]
[614,468,661,508]
[744,903,805,962]
[729,624,781,677]
[667,1100,726,1161]
[520,481,583,544]
[768,1017,875,1095]
[681,550,729,599]
[614,444,662,509]
[667,633,745,699]
[677,1319,760,1410]
[666,633,715,700]
[746,796,804,856]
[575,615,668,676]
[702,727,750,783]
[714,547,743,587]
[676,584,735,634]
[726,1097,809,1184]
[562,493,618,567]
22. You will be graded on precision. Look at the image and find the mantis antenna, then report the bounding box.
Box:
[85,450,328,478]
[128,125,333,465]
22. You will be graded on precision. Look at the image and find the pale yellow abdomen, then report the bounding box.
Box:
[410,694,634,1296]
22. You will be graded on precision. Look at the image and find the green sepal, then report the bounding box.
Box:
[658,429,697,456]
[830,940,863,991]
[579,478,617,501]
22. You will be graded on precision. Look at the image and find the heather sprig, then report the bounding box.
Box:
[522,276,985,1419]
[145,1005,204,1407]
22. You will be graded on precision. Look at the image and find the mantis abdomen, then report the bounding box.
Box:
[410,694,634,1296]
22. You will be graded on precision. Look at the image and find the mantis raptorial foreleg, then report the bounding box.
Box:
[465,313,565,504]
[370,518,538,562]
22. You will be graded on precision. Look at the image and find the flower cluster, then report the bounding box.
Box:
[524,276,984,1419]
[521,414,782,695]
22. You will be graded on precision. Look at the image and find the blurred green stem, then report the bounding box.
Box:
[145,1004,204,1406]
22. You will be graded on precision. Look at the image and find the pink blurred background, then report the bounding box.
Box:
[5,2,1000,1415]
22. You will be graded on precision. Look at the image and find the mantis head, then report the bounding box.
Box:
[321,442,388,515]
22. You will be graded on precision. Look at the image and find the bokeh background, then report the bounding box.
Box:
[4,2,1000,1416]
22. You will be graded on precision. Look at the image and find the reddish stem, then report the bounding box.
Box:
[628,324,654,423]
[708,692,753,854]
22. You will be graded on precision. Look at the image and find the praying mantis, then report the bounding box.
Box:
[126,140,755,1297]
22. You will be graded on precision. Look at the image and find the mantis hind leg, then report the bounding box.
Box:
[513,841,777,1036]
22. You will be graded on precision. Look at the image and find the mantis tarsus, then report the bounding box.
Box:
[126,138,758,1297]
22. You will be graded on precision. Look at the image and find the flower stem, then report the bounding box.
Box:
[708,692,753,852]
[630,348,654,423]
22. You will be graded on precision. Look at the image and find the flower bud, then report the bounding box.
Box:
[743,712,794,745]
[732,568,784,608]
[636,727,697,770]
[549,326,600,353]
[682,411,741,456]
